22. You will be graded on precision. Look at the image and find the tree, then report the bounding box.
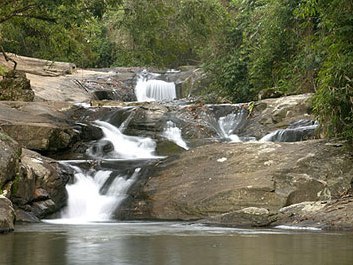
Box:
[0,0,122,67]
[111,0,228,67]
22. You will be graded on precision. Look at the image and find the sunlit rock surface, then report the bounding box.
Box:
[123,140,353,224]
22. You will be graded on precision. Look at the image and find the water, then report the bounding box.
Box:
[162,121,189,150]
[217,112,245,142]
[1,222,353,265]
[202,110,246,142]
[87,120,158,159]
[48,167,141,224]
[54,118,161,223]
[260,119,319,142]
[135,78,176,102]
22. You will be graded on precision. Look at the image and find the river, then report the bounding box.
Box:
[1,222,353,265]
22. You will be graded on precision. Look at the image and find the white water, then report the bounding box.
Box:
[162,121,189,150]
[217,112,244,142]
[46,118,162,224]
[47,167,141,224]
[135,78,176,102]
[87,120,158,159]
[260,120,319,142]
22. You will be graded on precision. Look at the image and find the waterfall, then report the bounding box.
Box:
[162,121,189,150]
[55,167,140,223]
[45,116,161,224]
[260,120,319,142]
[202,109,246,142]
[135,78,176,102]
[87,120,158,159]
[218,111,246,142]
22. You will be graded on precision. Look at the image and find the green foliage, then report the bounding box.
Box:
[0,64,8,76]
[112,0,228,68]
[0,0,121,67]
[0,0,352,140]
[310,0,353,140]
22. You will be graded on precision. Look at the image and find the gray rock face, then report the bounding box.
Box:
[0,195,15,233]
[0,101,77,152]
[123,140,353,222]
[11,149,70,220]
[0,131,21,191]
[274,197,353,230]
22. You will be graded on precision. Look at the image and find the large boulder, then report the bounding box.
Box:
[122,140,353,222]
[240,94,315,139]
[0,101,77,152]
[0,195,15,233]
[0,130,21,191]
[0,70,34,101]
[11,149,71,220]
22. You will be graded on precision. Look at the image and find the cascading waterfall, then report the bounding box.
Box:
[46,115,160,224]
[55,167,141,224]
[218,111,246,142]
[135,71,176,102]
[203,109,246,142]
[162,121,189,150]
[87,120,157,159]
[260,119,319,142]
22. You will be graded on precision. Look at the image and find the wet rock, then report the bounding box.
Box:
[10,149,71,219]
[240,94,314,139]
[0,70,34,101]
[0,195,15,233]
[124,140,353,221]
[14,209,40,223]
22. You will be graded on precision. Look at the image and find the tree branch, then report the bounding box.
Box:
[0,4,38,24]
[0,46,17,70]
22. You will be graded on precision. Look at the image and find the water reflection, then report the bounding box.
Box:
[1,223,353,265]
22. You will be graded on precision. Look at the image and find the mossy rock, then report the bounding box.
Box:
[0,70,34,101]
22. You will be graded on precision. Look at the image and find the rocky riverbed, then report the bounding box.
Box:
[0,54,352,233]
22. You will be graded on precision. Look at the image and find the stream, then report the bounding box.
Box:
[2,222,353,265]
[1,70,351,265]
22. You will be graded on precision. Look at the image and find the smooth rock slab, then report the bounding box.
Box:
[124,140,353,221]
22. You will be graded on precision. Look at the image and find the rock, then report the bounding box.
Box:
[274,197,353,230]
[15,209,40,223]
[204,207,276,227]
[0,70,34,101]
[0,101,77,151]
[240,94,314,139]
[258,88,284,100]
[0,195,15,233]
[10,149,71,219]
[0,52,76,76]
[0,130,21,191]
[123,140,353,221]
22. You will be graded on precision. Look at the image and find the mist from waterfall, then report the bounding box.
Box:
[162,121,189,150]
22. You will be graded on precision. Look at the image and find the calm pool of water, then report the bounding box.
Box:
[1,222,353,265]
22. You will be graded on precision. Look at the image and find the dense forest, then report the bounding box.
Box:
[0,0,352,140]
